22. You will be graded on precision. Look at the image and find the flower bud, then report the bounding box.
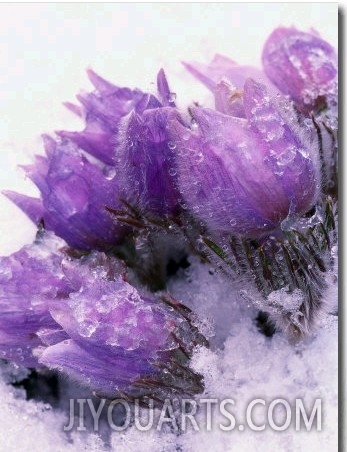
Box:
[262,27,338,111]
[170,79,320,237]
[0,235,207,401]
[41,259,206,400]
[5,136,129,251]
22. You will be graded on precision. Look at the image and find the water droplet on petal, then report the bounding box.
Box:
[103,166,117,180]
[191,119,198,130]
[168,92,177,103]
[168,168,177,176]
[277,146,297,166]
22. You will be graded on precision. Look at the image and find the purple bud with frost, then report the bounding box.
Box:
[5,136,129,251]
[8,69,182,229]
[41,258,205,399]
[0,234,206,399]
[170,78,320,238]
[262,27,338,112]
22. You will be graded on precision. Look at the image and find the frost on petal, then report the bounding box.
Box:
[262,27,338,111]
[170,110,282,236]
[47,253,176,354]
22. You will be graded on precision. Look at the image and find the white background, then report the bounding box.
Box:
[0,2,338,255]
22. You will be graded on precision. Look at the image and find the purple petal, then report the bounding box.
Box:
[76,86,145,129]
[2,191,44,226]
[40,339,155,396]
[214,81,246,117]
[49,254,174,354]
[37,327,69,347]
[157,69,176,107]
[170,110,283,236]
[63,101,83,118]
[115,107,181,216]
[183,54,238,90]
[243,78,319,212]
[58,70,164,165]
[56,129,115,165]
[0,311,56,367]
[86,68,119,94]
[0,235,70,366]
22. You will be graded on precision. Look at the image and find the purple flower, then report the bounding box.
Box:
[0,234,205,399]
[169,78,320,238]
[5,136,129,251]
[262,27,338,112]
[6,69,182,238]
[41,259,204,399]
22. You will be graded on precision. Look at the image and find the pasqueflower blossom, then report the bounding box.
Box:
[5,136,129,251]
[6,69,182,242]
[41,261,205,399]
[169,78,319,237]
[262,27,338,112]
[0,233,206,399]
